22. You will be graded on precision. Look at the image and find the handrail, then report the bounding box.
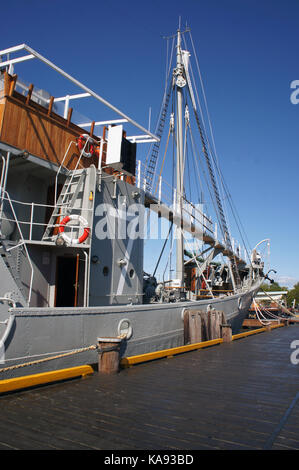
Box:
[0,194,93,241]
[0,313,15,363]
[0,297,16,309]
[0,194,93,210]
[54,140,76,204]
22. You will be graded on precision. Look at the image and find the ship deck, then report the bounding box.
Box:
[0,325,298,451]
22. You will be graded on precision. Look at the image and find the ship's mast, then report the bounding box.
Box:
[175,29,185,287]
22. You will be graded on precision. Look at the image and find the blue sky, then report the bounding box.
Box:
[1,0,299,287]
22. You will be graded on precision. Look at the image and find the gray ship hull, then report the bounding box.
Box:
[0,281,260,380]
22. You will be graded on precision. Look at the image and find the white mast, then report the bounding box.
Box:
[175,28,186,287]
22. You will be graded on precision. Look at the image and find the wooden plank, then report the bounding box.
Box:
[0,94,100,171]
[25,84,33,105]
[243,318,263,328]
[184,310,202,344]
[210,311,221,339]
[66,107,73,127]
[97,337,123,374]
[89,121,95,136]
[9,74,17,96]
[47,96,54,116]
[0,325,298,450]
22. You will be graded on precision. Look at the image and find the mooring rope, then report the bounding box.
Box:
[260,289,294,317]
[0,344,97,374]
[253,299,288,326]
[253,301,272,326]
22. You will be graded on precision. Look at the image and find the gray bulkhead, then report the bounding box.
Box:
[89,176,144,306]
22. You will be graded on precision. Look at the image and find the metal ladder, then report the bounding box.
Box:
[42,169,86,241]
[145,80,173,193]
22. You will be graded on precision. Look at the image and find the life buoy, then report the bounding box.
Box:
[58,214,90,245]
[77,134,95,158]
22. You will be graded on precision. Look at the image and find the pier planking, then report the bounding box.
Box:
[0,325,298,450]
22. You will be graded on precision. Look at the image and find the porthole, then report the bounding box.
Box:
[118,318,133,339]
[103,266,109,276]
[129,268,135,279]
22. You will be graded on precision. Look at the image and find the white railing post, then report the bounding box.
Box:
[63,95,70,119]
[158,176,162,203]
[137,160,141,189]
[97,136,104,170]
[29,202,34,240]
[173,188,176,213]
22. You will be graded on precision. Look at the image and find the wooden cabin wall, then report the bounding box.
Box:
[0,72,99,170]
[0,72,136,185]
[0,101,5,133]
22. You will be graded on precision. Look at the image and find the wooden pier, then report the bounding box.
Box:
[0,324,298,450]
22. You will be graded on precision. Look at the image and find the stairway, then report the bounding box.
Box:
[42,169,86,241]
[145,80,173,193]
[42,166,96,244]
[0,239,28,306]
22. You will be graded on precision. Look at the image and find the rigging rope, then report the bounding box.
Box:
[0,344,97,373]
[260,289,295,317]
[252,299,289,326]
[153,221,173,277]
[184,31,252,265]
[154,125,171,195]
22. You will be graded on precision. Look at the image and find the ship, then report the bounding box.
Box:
[0,27,269,380]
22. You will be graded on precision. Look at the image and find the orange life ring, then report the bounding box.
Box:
[58,214,90,245]
[77,134,95,158]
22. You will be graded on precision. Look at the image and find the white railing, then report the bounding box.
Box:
[0,193,93,243]
[0,192,94,307]
[136,159,214,236]
[136,160,247,263]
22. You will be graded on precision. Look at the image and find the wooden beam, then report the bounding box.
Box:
[47,96,54,116]
[25,83,34,105]
[89,121,95,137]
[9,74,17,96]
[66,107,73,127]
[97,337,123,374]
[3,71,10,96]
